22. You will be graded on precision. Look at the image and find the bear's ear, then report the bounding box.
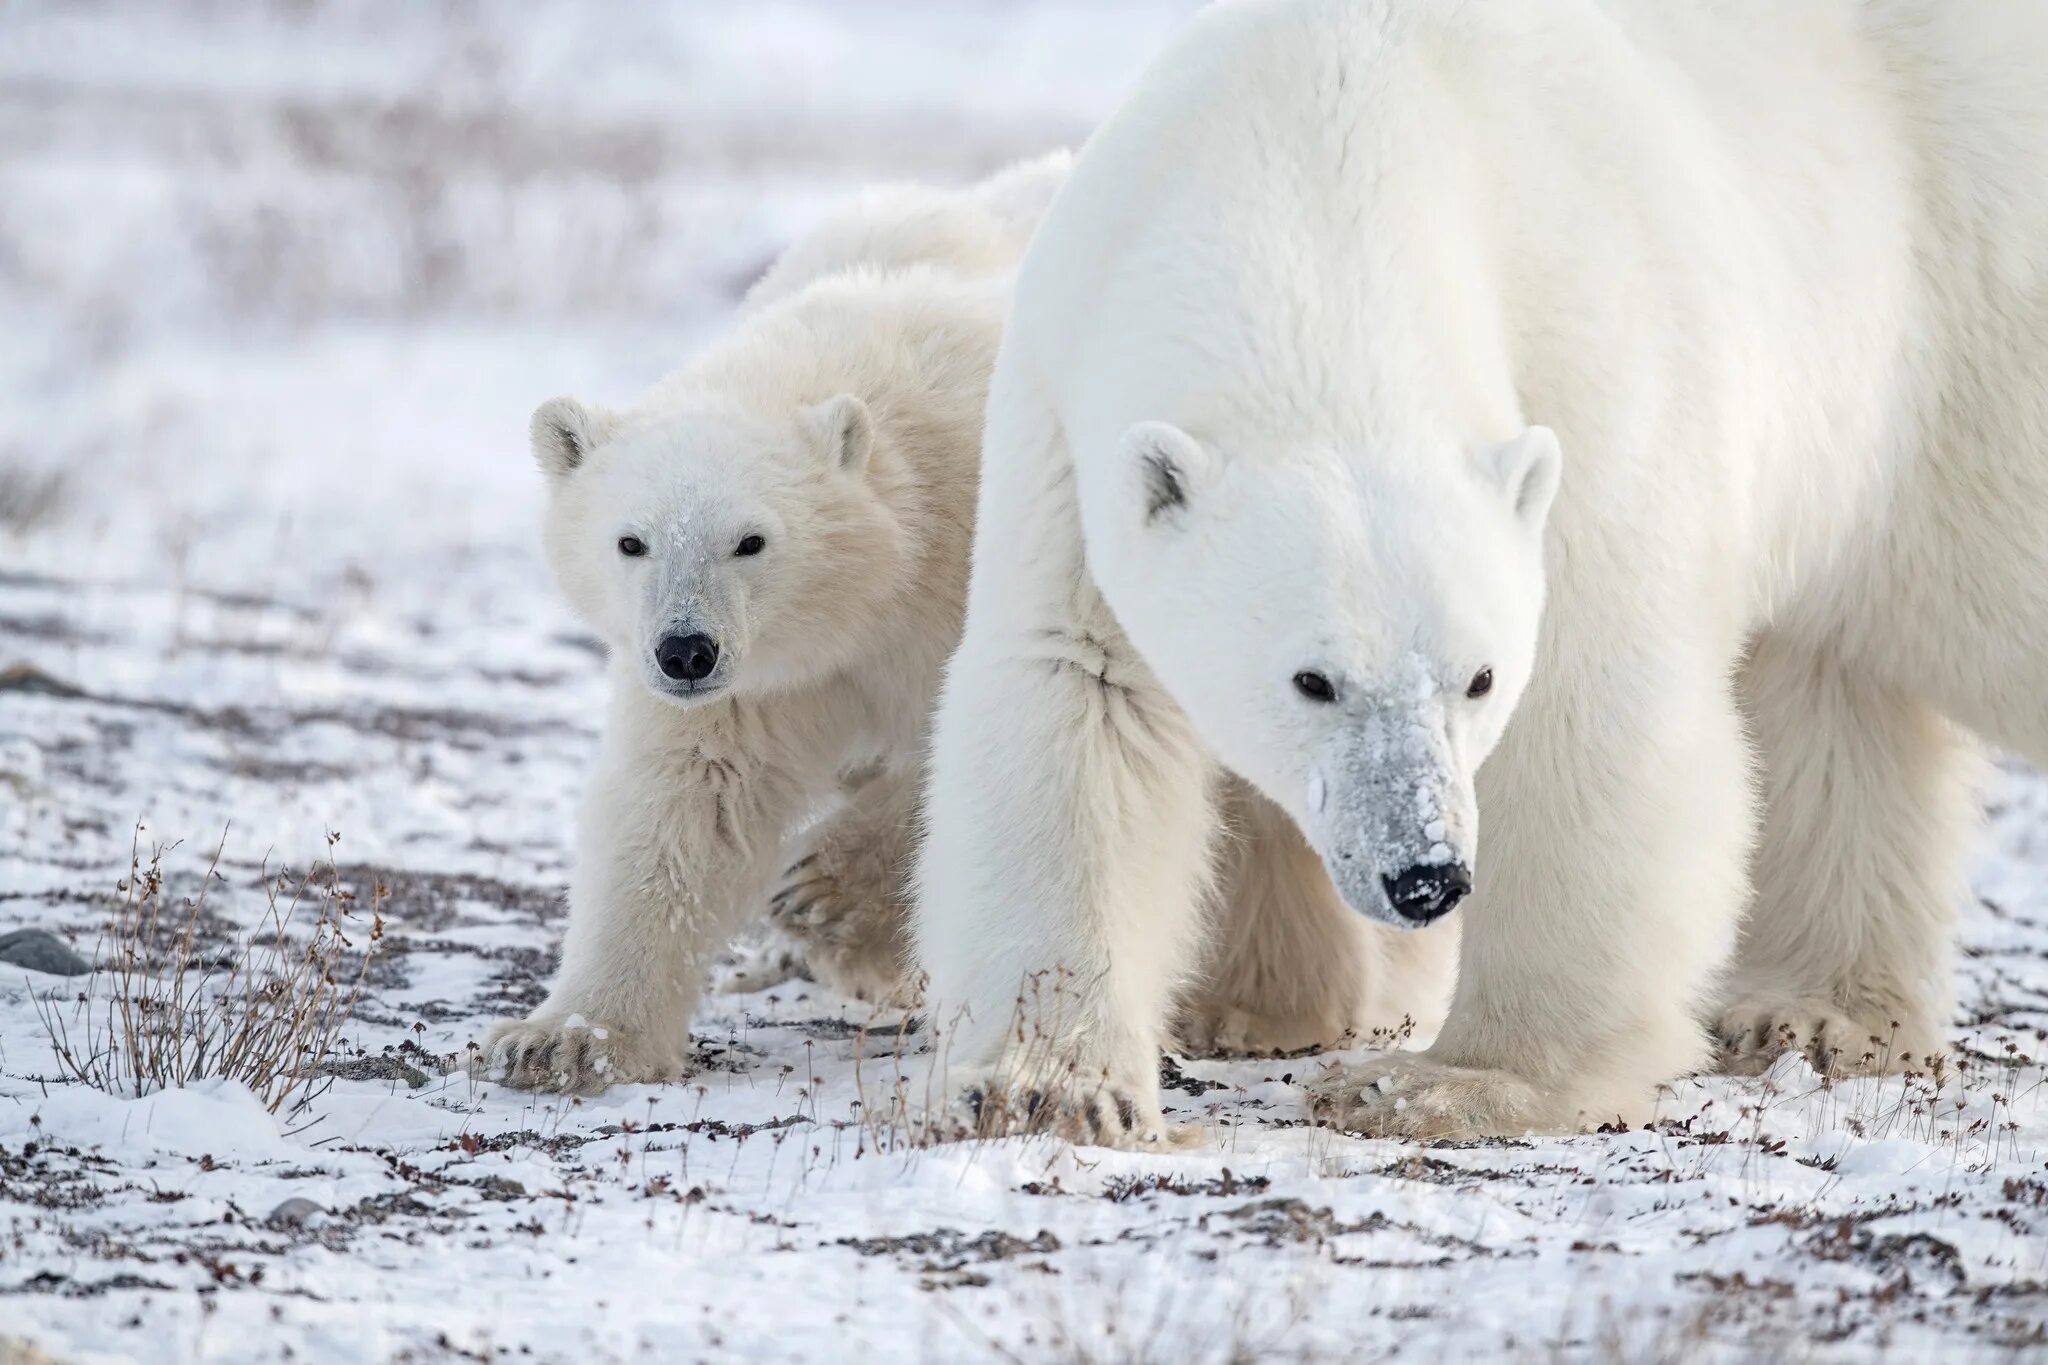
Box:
[805,394,874,474]
[531,397,606,479]
[1475,425,1562,531]
[1122,421,1213,526]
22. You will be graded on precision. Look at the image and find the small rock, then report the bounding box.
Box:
[265,1197,323,1228]
[0,928,91,976]
[320,1054,430,1089]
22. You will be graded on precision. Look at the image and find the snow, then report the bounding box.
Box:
[4,2,2048,1360]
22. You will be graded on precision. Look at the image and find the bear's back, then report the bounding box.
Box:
[743,151,1072,313]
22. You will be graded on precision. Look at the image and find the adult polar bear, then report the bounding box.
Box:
[918,0,2048,1142]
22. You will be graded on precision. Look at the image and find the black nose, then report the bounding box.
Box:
[656,632,720,683]
[1381,862,1471,925]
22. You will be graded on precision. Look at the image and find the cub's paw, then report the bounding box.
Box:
[1176,1001,1356,1059]
[1716,995,1933,1077]
[712,921,808,996]
[475,1014,686,1095]
[769,850,916,1007]
[1304,1053,1564,1141]
[934,1066,1185,1150]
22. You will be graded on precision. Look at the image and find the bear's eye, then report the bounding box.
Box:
[1466,667,1494,699]
[734,534,767,557]
[617,535,647,558]
[1292,670,1337,704]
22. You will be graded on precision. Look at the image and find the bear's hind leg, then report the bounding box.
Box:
[767,764,921,1007]
[1719,632,1975,1075]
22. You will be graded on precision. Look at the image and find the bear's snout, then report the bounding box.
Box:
[655,631,721,684]
[1380,862,1471,925]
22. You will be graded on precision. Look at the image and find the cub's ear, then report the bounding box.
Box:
[805,394,874,473]
[530,397,608,479]
[1122,421,1213,525]
[1475,425,1562,530]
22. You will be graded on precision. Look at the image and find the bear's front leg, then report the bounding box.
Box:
[915,385,1216,1149]
[1307,645,1752,1138]
[767,763,921,1007]
[482,693,796,1094]
[917,620,1216,1146]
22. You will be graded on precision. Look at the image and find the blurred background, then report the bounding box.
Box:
[0,0,1200,880]
[1,0,1201,576]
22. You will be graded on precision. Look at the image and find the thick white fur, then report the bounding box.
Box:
[743,156,1073,314]
[918,0,2048,1142]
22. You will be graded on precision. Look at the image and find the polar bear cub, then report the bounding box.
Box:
[918,0,2048,1143]
[478,158,1056,1092]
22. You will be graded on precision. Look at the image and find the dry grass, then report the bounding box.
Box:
[35,826,384,1117]
[849,967,1116,1152]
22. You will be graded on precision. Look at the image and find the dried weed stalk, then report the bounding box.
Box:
[35,826,384,1116]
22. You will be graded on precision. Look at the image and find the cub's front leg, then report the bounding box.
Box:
[482,691,799,1094]
[768,763,921,1006]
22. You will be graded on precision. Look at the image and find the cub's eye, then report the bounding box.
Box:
[1466,667,1494,699]
[1292,670,1337,704]
[617,535,647,558]
[734,534,767,557]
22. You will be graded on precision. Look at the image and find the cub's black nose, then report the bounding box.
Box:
[656,632,720,683]
[1382,862,1471,925]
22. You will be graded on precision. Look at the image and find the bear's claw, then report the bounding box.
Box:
[1176,1002,1359,1059]
[940,1067,1182,1149]
[764,826,917,1007]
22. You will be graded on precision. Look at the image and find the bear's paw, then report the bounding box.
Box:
[929,1064,1195,1151]
[1303,1053,1561,1141]
[769,845,917,1008]
[475,1014,688,1095]
[1175,1000,1357,1060]
[1715,994,1937,1078]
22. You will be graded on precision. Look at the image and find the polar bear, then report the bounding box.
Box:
[483,153,1453,1093]
[916,0,2048,1143]
[477,161,1044,1091]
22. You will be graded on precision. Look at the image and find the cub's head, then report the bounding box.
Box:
[530,392,903,706]
[1081,421,1561,929]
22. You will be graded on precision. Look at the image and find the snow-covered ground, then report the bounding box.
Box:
[4,3,2048,1360]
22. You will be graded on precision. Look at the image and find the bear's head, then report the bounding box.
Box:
[529,391,903,707]
[1081,421,1561,930]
